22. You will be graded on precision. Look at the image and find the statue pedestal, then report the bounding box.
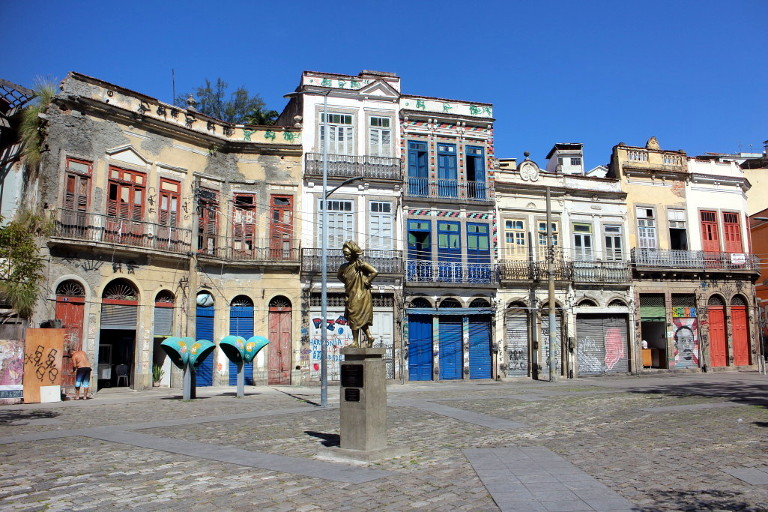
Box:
[317,347,407,463]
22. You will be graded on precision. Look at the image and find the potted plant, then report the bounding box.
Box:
[152,364,164,387]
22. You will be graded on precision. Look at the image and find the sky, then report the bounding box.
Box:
[2,0,766,170]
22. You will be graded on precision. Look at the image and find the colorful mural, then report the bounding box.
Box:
[0,340,24,400]
[673,316,699,368]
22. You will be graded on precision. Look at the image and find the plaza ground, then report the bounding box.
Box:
[2,372,768,511]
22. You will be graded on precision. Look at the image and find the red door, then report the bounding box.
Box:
[268,306,292,385]
[56,297,85,391]
[732,306,750,366]
[708,306,727,367]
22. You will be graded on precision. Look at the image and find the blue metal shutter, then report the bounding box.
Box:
[469,317,492,379]
[439,317,462,380]
[196,304,215,386]
[408,315,433,381]
[228,306,254,385]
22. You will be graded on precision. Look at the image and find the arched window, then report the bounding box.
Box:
[440,298,461,308]
[578,299,598,307]
[708,295,725,306]
[470,298,491,308]
[608,299,626,308]
[410,297,432,308]
[231,295,254,307]
[57,280,85,297]
[103,279,138,301]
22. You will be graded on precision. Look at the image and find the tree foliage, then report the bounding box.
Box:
[0,210,52,318]
[19,80,56,170]
[176,77,277,125]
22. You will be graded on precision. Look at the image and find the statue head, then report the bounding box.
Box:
[342,240,363,261]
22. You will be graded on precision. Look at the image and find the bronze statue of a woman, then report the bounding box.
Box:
[337,240,379,348]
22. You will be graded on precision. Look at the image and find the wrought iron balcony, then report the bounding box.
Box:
[498,258,572,281]
[52,209,191,254]
[211,239,301,263]
[631,248,760,272]
[405,260,496,284]
[301,248,404,274]
[404,177,494,203]
[304,153,401,180]
[572,260,632,283]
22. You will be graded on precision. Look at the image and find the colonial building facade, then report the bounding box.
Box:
[31,73,303,391]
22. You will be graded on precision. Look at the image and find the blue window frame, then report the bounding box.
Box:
[467,222,491,282]
[408,141,429,196]
[407,219,432,281]
[438,220,461,282]
[465,146,486,200]
[437,143,457,198]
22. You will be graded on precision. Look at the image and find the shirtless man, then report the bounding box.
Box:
[69,349,92,400]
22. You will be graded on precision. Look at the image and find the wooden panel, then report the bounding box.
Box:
[23,329,65,403]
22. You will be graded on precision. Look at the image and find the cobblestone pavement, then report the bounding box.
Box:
[2,372,768,511]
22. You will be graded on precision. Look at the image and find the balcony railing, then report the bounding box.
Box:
[405,260,495,284]
[53,209,191,254]
[212,240,301,263]
[404,177,494,203]
[572,260,631,283]
[304,153,401,180]
[301,248,404,274]
[632,248,760,272]
[498,258,572,281]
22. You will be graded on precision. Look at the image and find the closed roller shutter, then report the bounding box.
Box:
[101,304,137,330]
[154,306,173,336]
[229,306,254,385]
[506,313,528,377]
[196,304,215,386]
[439,317,462,380]
[576,315,629,375]
[469,317,492,379]
[408,315,433,381]
[541,315,562,374]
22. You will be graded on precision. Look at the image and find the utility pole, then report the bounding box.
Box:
[546,186,557,382]
[184,176,200,400]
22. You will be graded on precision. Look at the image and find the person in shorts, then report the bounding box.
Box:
[70,349,92,400]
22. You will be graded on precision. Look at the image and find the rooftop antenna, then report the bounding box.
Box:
[172,69,176,105]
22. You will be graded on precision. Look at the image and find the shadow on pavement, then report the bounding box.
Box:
[627,378,768,408]
[634,488,756,511]
[0,409,59,425]
[275,389,321,407]
[305,430,340,447]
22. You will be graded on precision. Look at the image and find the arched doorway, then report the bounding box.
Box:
[268,296,292,385]
[153,290,175,386]
[408,297,433,381]
[438,298,462,380]
[100,279,138,388]
[708,295,727,367]
[732,295,750,366]
[229,295,254,385]
[468,298,492,379]
[195,292,215,386]
[506,302,529,378]
[56,280,86,393]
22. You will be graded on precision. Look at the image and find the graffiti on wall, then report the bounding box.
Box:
[0,340,24,399]
[24,345,60,383]
[309,315,353,381]
[673,316,699,368]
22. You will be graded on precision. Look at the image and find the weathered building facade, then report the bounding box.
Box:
[400,94,497,381]
[495,154,632,380]
[277,70,405,383]
[32,73,303,391]
[610,137,759,372]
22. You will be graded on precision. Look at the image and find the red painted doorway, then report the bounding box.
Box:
[268,296,292,385]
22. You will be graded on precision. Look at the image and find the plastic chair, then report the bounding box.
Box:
[115,364,129,386]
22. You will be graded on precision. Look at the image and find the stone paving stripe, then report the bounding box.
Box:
[394,399,526,430]
[0,405,321,445]
[464,447,635,512]
[639,401,745,413]
[88,429,392,484]
[722,466,768,485]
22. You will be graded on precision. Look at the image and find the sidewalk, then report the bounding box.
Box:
[2,372,768,511]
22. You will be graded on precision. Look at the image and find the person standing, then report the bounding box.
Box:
[337,240,379,348]
[69,349,92,400]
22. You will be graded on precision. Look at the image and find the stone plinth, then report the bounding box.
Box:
[339,347,387,452]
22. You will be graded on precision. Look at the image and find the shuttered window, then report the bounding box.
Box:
[107,167,145,222]
[369,201,393,250]
[723,212,743,253]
